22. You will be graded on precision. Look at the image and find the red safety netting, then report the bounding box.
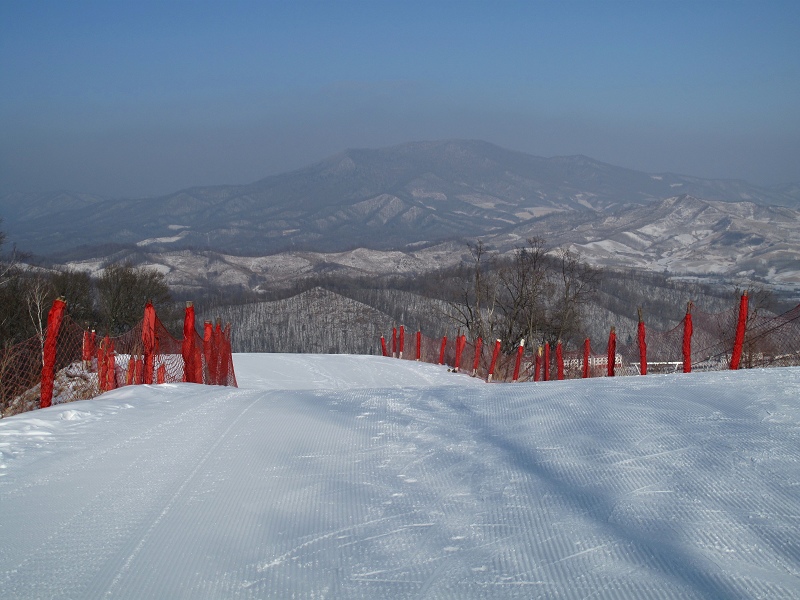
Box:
[737,303,800,369]
[379,296,800,384]
[684,304,742,371]
[1,335,48,417]
[391,330,558,383]
[103,310,237,391]
[561,342,622,380]
[612,304,742,375]
[1,315,97,417]
[1,301,237,418]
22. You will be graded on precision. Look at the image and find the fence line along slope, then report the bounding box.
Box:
[384,292,800,383]
[1,300,236,418]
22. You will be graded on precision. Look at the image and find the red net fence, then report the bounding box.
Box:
[1,300,237,418]
[379,293,800,383]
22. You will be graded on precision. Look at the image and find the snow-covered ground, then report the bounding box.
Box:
[1,355,799,599]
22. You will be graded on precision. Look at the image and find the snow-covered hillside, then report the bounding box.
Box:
[1,355,799,598]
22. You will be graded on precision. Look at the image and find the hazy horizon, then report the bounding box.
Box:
[2,1,799,198]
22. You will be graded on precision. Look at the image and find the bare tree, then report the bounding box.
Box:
[97,262,172,334]
[24,274,56,361]
[445,241,500,342]
[546,247,600,345]
[495,237,551,351]
[445,238,599,353]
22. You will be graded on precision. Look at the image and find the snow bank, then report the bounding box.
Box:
[1,355,799,598]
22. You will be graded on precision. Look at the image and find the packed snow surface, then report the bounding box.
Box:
[2,355,800,599]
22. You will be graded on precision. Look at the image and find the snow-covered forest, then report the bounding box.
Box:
[200,255,753,355]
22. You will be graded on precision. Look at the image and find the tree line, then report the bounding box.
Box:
[191,238,602,355]
[4,216,778,357]
[1,226,173,348]
[193,236,768,356]
[203,287,395,354]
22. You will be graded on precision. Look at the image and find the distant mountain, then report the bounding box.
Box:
[2,140,797,258]
[567,195,800,287]
[60,193,799,301]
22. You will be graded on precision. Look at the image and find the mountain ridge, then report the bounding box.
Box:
[54,194,799,301]
[2,141,799,296]
[2,140,797,258]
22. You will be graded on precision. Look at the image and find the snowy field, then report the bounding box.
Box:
[1,354,800,599]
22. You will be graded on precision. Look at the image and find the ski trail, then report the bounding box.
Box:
[103,391,261,597]
[1,360,799,598]
[257,512,416,572]
[0,388,231,590]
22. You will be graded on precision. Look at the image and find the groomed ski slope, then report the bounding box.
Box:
[1,354,800,599]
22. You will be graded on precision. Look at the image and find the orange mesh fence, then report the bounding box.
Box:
[617,319,685,375]
[1,335,46,417]
[739,304,800,369]
[688,305,741,370]
[419,332,447,365]
[53,316,97,403]
[380,296,800,383]
[97,312,237,390]
[1,315,100,417]
[1,301,237,418]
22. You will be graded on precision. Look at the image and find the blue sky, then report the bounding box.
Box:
[1,0,799,197]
